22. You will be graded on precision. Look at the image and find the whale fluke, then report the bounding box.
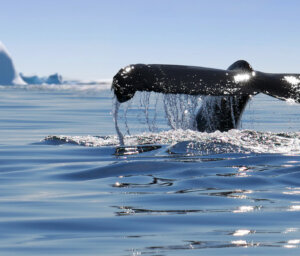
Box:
[112,60,300,132]
[112,62,256,103]
[112,61,300,103]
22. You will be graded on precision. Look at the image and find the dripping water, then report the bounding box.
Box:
[163,94,201,130]
[113,92,244,145]
[196,96,221,132]
[123,99,132,135]
[113,92,203,144]
[112,97,124,145]
[139,92,160,132]
[198,96,246,132]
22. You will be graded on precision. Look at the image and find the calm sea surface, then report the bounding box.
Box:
[0,85,300,255]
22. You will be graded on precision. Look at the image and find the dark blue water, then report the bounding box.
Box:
[0,85,300,255]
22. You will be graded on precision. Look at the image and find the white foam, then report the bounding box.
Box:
[44,129,300,155]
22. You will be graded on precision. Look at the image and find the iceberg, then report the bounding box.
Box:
[20,73,63,85]
[19,74,43,85]
[20,73,111,86]
[0,41,26,85]
[45,73,63,84]
[1,41,110,87]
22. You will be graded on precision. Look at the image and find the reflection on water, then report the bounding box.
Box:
[233,205,256,213]
[232,229,252,236]
[288,205,300,211]
[115,145,162,156]
[0,143,299,255]
[113,176,174,188]
[0,88,299,255]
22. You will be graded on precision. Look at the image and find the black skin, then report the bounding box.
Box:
[196,60,252,132]
[112,60,300,132]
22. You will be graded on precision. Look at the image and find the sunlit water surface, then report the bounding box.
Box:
[0,85,300,256]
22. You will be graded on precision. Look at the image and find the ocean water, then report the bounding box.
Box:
[0,85,300,256]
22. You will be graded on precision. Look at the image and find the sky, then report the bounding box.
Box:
[1,0,300,80]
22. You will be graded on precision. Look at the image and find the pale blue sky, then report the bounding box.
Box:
[1,0,300,79]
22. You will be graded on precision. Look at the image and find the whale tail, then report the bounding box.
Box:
[112,61,256,103]
[112,60,300,131]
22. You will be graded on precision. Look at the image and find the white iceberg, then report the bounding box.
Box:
[20,73,63,85]
[1,41,111,88]
[0,41,26,85]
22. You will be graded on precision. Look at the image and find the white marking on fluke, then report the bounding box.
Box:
[234,73,251,83]
[283,76,300,85]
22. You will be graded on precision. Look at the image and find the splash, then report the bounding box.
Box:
[112,91,250,145]
[113,91,203,140]
[44,129,300,155]
[197,96,225,131]
[44,91,300,155]
[163,94,201,130]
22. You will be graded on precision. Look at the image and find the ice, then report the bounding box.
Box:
[0,41,26,85]
[20,73,63,85]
